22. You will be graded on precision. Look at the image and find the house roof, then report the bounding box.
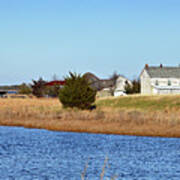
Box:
[45,80,65,86]
[145,66,180,78]
[83,72,100,82]
[83,72,114,90]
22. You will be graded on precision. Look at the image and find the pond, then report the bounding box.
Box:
[0,126,180,179]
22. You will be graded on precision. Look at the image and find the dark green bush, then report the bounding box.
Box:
[125,79,141,94]
[59,72,96,110]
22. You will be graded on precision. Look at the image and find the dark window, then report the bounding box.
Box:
[168,80,171,86]
[155,80,159,86]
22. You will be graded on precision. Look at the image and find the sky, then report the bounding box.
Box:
[0,0,180,85]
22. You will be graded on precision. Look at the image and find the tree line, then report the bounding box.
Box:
[18,77,61,97]
[1,72,140,98]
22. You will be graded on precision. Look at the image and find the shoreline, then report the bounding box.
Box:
[1,119,180,138]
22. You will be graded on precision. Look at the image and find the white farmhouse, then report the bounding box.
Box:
[140,64,180,95]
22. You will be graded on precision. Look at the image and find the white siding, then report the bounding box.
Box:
[140,70,152,94]
[115,76,132,91]
[114,76,132,96]
[151,78,180,87]
[141,71,180,95]
[153,87,180,95]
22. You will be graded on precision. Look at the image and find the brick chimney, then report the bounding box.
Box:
[145,64,149,69]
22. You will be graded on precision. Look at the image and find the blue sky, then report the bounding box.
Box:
[0,0,180,84]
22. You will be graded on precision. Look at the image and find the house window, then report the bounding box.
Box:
[168,80,171,86]
[155,80,159,86]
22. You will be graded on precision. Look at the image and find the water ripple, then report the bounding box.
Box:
[0,126,180,179]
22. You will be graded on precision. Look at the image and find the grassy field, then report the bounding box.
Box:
[0,95,180,137]
[97,94,180,111]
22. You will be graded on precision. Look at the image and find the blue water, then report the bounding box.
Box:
[0,127,180,180]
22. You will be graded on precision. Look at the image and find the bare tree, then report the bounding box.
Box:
[31,77,47,97]
[109,71,119,86]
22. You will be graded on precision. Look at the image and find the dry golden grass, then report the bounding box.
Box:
[0,96,180,137]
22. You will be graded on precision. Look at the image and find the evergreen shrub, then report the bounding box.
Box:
[59,72,96,110]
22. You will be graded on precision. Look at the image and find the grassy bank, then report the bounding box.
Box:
[97,94,180,111]
[0,95,180,137]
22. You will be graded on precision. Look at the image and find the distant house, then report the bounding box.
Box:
[114,76,132,96]
[83,72,132,97]
[45,80,65,86]
[140,64,180,95]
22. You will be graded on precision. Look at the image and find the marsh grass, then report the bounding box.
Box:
[81,157,117,180]
[100,157,109,180]
[0,96,180,137]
